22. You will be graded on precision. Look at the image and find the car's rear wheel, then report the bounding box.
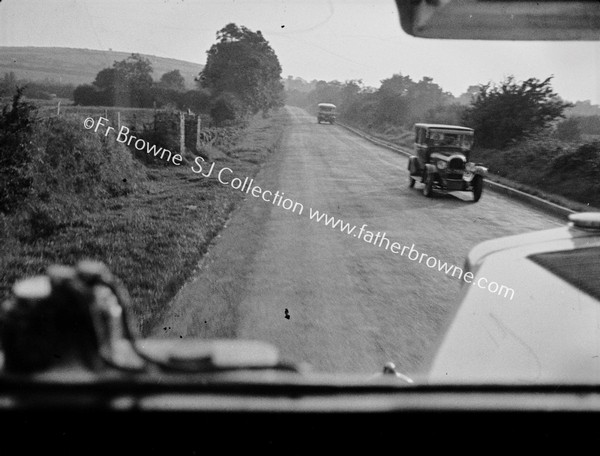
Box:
[423,173,433,197]
[472,175,483,202]
[409,176,415,188]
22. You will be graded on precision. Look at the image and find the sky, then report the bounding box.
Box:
[0,0,599,103]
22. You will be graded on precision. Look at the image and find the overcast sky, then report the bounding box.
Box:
[1,0,599,103]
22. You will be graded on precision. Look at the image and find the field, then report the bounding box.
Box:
[0,46,203,89]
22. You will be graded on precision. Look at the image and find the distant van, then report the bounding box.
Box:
[317,103,336,124]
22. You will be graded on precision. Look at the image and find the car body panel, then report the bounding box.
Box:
[429,219,600,384]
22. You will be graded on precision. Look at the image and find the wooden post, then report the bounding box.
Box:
[196,116,202,150]
[180,112,185,155]
[56,101,61,116]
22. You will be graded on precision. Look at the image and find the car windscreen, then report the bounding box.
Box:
[0,0,598,387]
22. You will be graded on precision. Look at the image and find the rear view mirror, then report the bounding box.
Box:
[395,0,600,40]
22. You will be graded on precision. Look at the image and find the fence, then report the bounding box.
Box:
[34,103,217,153]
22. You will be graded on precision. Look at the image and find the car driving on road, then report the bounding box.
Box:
[317,102,336,124]
[408,123,487,202]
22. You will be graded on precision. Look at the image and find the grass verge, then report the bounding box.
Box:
[0,108,290,335]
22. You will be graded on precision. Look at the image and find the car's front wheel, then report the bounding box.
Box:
[472,175,483,202]
[423,173,433,197]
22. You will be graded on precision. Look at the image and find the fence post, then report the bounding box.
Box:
[196,116,202,150]
[56,101,61,116]
[180,112,185,155]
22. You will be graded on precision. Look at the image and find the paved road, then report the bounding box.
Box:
[156,107,564,375]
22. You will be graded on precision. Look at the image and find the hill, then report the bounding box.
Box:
[0,46,203,89]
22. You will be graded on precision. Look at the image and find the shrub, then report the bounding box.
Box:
[555,118,581,141]
[210,92,244,125]
[550,141,600,175]
[0,88,36,213]
[30,116,143,197]
[129,110,180,166]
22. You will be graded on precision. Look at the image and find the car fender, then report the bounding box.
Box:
[408,155,420,174]
[473,165,488,176]
[425,163,437,175]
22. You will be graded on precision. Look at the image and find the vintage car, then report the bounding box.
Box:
[408,123,487,202]
[317,102,336,124]
[428,212,600,384]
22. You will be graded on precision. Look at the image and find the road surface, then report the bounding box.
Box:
[155,107,564,375]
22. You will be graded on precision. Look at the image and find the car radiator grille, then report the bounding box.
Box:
[448,157,465,170]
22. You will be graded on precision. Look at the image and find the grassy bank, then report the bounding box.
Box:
[340,118,413,148]
[0,108,290,335]
[471,138,600,210]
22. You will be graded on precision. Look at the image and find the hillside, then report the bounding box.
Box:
[0,46,203,89]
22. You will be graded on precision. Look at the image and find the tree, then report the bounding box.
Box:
[199,23,284,115]
[75,54,154,107]
[112,53,153,107]
[160,70,186,91]
[462,76,572,148]
[372,74,415,125]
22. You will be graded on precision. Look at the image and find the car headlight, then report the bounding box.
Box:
[437,160,447,170]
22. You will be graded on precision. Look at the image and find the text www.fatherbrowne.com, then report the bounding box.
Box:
[307,208,515,301]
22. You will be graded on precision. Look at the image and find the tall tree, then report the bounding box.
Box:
[199,23,284,114]
[462,76,572,148]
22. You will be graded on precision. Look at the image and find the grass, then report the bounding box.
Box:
[340,118,413,148]
[472,139,600,210]
[0,108,290,335]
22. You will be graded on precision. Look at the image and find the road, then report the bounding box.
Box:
[155,106,564,375]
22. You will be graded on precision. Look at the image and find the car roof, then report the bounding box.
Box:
[415,123,474,132]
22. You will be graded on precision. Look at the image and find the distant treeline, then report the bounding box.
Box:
[0,72,75,100]
[285,75,600,146]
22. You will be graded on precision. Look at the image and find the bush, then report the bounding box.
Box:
[31,116,142,197]
[73,84,103,106]
[0,88,36,213]
[462,76,571,149]
[550,141,600,175]
[210,92,244,125]
[555,118,581,141]
[129,111,180,166]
